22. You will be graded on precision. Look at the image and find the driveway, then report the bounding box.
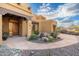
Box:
[4,33,79,50]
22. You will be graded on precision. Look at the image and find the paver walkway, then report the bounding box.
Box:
[4,34,79,50]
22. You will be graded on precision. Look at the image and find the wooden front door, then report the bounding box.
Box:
[13,22,19,35]
[9,22,19,36]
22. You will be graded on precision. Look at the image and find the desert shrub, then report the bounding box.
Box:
[48,36,53,42]
[48,36,56,42]
[34,31,39,35]
[50,31,59,38]
[29,32,37,40]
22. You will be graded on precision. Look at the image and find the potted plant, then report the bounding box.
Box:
[2,32,9,41]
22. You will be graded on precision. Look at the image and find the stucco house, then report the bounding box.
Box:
[32,15,57,33]
[0,3,57,45]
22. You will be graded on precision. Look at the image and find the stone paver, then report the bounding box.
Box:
[4,34,79,50]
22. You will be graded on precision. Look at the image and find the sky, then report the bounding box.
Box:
[29,3,79,27]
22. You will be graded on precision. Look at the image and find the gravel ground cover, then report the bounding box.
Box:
[0,42,79,56]
[0,45,21,56]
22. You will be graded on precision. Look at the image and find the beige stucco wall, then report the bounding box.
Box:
[39,21,51,33]
[0,15,3,44]
[40,20,56,33]
[22,20,27,36]
[32,15,46,22]
[0,3,32,16]
[21,19,32,37]
[27,20,32,37]
[19,3,31,11]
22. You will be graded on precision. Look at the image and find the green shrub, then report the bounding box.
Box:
[29,32,37,40]
[50,31,59,38]
[32,31,39,35]
[48,36,53,42]
[34,31,39,35]
[48,36,56,42]
[29,35,37,40]
[48,31,59,42]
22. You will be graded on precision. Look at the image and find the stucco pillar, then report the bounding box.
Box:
[39,22,41,32]
[0,15,3,45]
[22,20,27,36]
[27,20,32,37]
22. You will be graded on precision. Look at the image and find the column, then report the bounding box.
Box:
[0,15,3,45]
[22,20,27,36]
[27,20,32,37]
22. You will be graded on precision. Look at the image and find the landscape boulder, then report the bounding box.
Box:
[42,37,49,42]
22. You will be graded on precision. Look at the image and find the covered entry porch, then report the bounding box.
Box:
[3,14,24,36]
[2,13,29,41]
[0,7,32,44]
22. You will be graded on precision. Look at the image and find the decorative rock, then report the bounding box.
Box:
[48,36,53,39]
[42,33,46,37]
[39,33,44,38]
[42,37,49,42]
[38,32,50,38]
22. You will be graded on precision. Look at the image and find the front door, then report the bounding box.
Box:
[13,22,19,35]
[9,22,19,36]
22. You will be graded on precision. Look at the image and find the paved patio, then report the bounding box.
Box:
[3,34,79,50]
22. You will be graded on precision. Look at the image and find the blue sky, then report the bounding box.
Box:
[30,3,64,13]
[29,3,79,27]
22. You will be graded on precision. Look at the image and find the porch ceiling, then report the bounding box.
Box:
[0,7,32,20]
